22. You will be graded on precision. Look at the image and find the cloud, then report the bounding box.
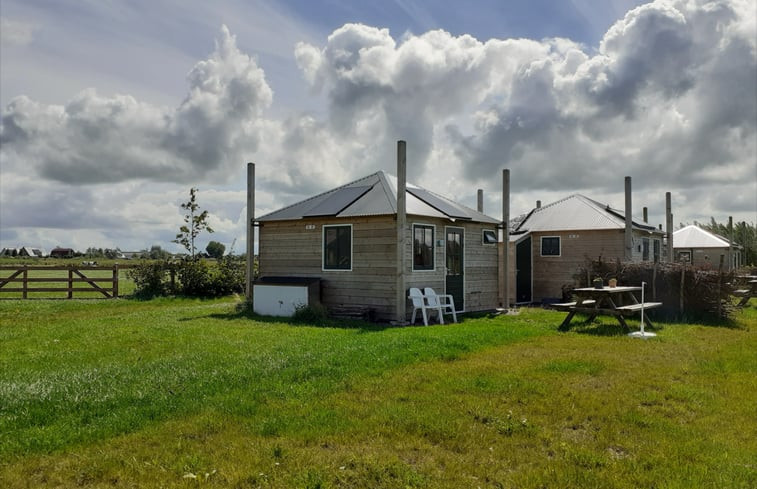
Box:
[1,0,755,253]
[1,25,271,185]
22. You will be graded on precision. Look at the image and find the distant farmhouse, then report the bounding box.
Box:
[673,225,743,269]
[0,247,45,258]
[50,247,75,258]
[504,194,666,303]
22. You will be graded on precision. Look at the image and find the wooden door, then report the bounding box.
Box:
[445,228,464,311]
[516,236,532,303]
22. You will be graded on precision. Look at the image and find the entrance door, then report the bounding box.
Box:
[445,228,464,311]
[516,236,532,303]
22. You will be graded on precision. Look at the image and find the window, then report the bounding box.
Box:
[323,225,351,270]
[678,250,691,263]
[541,236,560,256]
[482,229,497,245]
[642,238,650,261]
[653,239,661,263]
[413,224,434,270]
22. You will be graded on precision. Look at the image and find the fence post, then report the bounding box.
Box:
[68,267,73,299]
[679,266,685,314]
[113,264,119,298]
[717,255,724,318]
[22,265,28,299]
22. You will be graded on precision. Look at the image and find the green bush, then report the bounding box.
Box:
[292,303,330,325]
[128,261,171,298]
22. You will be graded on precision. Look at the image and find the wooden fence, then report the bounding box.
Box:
[0,265,134,299]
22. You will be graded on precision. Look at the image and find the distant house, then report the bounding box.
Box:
[50,247,75,258]
[256,170,501,320]
[503,194,666,303]
[673,225,742,269]
[0,247,45,257]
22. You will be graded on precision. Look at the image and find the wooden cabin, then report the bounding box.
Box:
[673,225,742,269]
[256,171,501,321]
[500,194,666,303]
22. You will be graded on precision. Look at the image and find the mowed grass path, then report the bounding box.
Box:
[0,298,755,488]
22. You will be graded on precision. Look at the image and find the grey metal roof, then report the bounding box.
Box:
[514,194,663,234]
[673,225,740,249]
[258,171,499,224]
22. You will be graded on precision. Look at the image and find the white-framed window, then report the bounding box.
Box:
[642,237,650,261]
[678,250,691,263]
[541,236,560,256]
[482,229,498,245]
[323,224,352,271]
[413,224,435,271]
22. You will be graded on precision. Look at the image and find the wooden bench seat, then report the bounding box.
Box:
[549,300,595,310]
[615,302,663,312]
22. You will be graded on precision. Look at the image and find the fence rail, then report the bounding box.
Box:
[0,265,134,299]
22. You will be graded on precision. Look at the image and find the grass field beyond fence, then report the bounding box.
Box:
[0,298,755,488]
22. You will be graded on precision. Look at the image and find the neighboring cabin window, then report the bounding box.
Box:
[323,225,352,270]
[642,238,650,261]
[413,224,434,270]
[482,229,498,245]
[541,236,560,256]
[653,239,661,263]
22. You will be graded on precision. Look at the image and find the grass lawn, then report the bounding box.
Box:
[0,298,755,488]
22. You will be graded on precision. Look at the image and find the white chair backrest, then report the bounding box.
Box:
[424,287,441,306]
[409,287,425,307]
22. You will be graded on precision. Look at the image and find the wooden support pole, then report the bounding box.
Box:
[502,169,510,308]
[728,216,733,271]
[477,189,484,213]
[643,207,648,223]
[624,176,633,261]
[68,268,73,299]
[246,162,255,304]
[666,192,673,262]
[22,265,28,299]
[396,141,407,323]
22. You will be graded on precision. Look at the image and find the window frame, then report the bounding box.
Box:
[413,223,436,271]
[540,236,561,257]
[482,229,498,245]
[322,224,353,271]
[642,237,650,261]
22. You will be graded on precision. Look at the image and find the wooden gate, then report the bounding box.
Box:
[0,265,132,299]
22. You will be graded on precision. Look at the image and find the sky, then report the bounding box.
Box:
[1,0,755,254]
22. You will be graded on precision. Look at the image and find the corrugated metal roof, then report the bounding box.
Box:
[515,194,662,234]
[258,171,499,224]
[673,225,739,249]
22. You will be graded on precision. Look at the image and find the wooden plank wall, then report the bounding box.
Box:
[259,216,500,320]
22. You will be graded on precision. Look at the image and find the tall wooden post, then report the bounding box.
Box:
[477,189,484,213]
[666,192,673,262]
[643,207,648,223]
[728,216,733,271]
[246,162,255,303]
[624,176,633,261]
[502,169,510,308]
[396,141,407,323]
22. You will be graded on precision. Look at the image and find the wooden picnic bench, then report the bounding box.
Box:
[553,286,662,331]
[733,279,757,307]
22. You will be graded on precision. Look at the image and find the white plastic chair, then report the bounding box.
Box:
[424,287,457,323]
[408,287,442,325]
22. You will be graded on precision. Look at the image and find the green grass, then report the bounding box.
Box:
[0,298,755,488]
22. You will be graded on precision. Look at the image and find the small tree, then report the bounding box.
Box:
[206,240,225,259]
[173,187,213,259]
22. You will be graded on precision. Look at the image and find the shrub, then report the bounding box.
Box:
[292,303,330,325]
[128,261,171,298]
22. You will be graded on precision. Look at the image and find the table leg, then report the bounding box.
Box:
[616,315,630,332]
[560,311,576,330]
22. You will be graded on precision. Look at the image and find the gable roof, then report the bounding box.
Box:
[673,225,740,249]
[258,171,499,224]
[513,194,662,234]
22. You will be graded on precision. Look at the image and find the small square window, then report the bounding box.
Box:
[541,236,560,256]
[482,229,497,244]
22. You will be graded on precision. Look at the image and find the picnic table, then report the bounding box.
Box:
[733,279,757,307]
[552,286,662,331]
